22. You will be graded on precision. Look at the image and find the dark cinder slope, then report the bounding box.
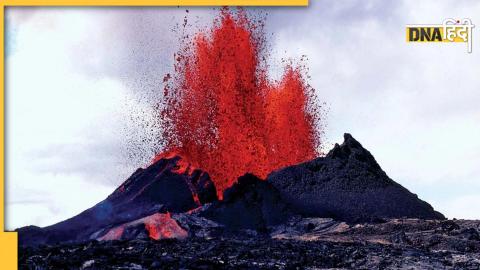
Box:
[17,156,217,246]
[267,133,444,222]
[18,133,446,246]
[200,173,293,230]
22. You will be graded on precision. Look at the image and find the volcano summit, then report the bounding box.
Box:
[268,133,444,222]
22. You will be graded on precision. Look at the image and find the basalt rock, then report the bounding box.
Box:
[19,219,480,270]
[17,156,217,246]
[267,133,445,222]
[200,173,293,230]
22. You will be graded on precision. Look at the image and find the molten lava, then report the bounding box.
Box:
[98,213,188,241]
[159,9,322,198]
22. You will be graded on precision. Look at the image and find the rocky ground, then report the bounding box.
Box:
[19,218,480,270]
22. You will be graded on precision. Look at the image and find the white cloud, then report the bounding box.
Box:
[432,195,480,220]
[8,173,113,228]
[6,8,144,229]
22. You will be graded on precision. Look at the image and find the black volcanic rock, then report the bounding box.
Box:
[267,133,445,222]
[17,156,217,246]
[200,173,293,230]
[19,219,480,270]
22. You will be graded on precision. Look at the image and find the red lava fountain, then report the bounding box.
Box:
[158,9,322,198]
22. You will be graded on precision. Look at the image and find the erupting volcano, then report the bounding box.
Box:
[19,8,472,270]
[158,9,322,197]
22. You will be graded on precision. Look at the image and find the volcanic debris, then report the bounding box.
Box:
[200,173,293,230]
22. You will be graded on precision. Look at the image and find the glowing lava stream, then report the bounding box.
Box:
[98,213,188,241]
[158,9,322,199]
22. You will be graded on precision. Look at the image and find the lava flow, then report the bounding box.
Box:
[158,9,322,198]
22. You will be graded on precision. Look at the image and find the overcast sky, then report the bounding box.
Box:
[5,1,480,230]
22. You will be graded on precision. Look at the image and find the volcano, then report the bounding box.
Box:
[20,134,476,270]
[18,134,444,247]
[267,133,445,222]
[17,156,217,246]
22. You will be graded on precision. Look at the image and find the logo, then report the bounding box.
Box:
[406,18,474,53]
